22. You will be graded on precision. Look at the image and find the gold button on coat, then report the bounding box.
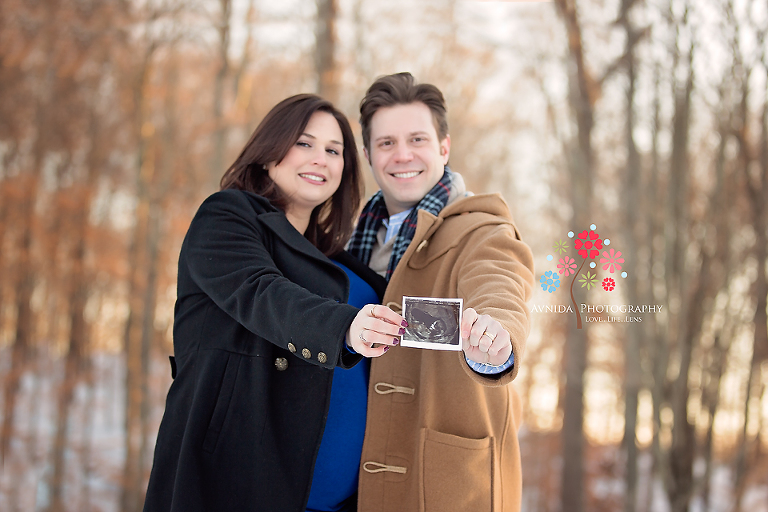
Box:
[317,352,327,364]
[287,343,296,353]
[274,357,288,371]
[302,348,311,359]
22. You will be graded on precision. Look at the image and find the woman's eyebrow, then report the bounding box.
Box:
[302,132,343,146]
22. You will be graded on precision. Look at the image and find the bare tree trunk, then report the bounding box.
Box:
[0,0,61,465]
[352,0,373,86]
[315,0,338,103]
[210,0,231,191]
[732,60,768,512]
[553,1,597,510]
[138,54,179,493]
[46,328,86,512]
[700,331,726,512]
[671,246,715,512]
[121,46,156,512]
[47,102,103,511]
[663,5,695,510]
[0,172,9,334]
[0,176,12,450]
[79,367,96,512]
[1,118,45,464]
[122,155,151,512]
[633,59,661,512]
[667,75,695,512]
[42,155,72,345]
[137,198,161,500]
[699,108,733,510]
[646,62,670,512]
[232,0,256,115]
[123,43,180,511]
[621,8,643,509]
[561,325,587,512]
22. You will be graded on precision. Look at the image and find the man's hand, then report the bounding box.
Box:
[461,307,512,366]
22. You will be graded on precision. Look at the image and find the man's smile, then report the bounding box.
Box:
[390,171,422,179]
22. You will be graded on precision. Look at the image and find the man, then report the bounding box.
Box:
[347,72,535,512]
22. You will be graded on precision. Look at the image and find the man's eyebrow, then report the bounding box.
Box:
[374,131,429,141]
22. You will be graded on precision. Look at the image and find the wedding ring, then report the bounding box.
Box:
[482,331,495,341]
[359,330,367,343]
[372,305,378,318]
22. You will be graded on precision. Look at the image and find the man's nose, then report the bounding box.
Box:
[394,145,414,163]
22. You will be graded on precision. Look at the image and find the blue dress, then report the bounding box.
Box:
[305,261,378,512]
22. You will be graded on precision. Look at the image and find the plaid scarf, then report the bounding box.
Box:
[348,167,453,281]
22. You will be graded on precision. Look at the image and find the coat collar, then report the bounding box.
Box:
[233,191,336,268]
[416,193,512,242]
[256,212,333,265]
[400,194,518,271]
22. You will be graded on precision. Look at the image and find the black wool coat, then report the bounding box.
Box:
[143,189,385,512]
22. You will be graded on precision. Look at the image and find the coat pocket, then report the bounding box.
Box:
[203,352,241,453]
[419,428,496,512]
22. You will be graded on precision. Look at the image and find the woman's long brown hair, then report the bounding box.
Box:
[220,94,362,256]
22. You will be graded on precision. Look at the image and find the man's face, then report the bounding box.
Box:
[365,102,450,214]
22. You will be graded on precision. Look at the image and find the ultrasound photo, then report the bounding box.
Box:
[401,296,463,351]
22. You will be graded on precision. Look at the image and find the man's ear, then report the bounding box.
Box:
[363,146,371,165]
[440,134,451,164]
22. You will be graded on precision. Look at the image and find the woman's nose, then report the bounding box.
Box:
[312,148,327,166]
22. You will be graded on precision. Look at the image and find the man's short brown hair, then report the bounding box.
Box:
[359,72,448,153]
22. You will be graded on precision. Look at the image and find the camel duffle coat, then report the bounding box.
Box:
[357,193,535,512]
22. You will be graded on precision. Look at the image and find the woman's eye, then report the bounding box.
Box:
[326,148,340,155]
[296,141,311,148]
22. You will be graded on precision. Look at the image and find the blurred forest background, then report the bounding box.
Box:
[0,0,766,511]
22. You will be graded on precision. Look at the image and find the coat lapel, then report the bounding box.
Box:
[256,213,332,264]
[242,192,347,282]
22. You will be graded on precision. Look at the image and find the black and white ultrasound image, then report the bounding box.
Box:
[403,298,460,346]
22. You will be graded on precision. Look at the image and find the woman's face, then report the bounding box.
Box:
[267,111,345,219]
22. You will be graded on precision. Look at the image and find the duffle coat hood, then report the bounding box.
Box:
[357,192,535,512]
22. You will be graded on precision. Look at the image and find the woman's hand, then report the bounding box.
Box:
[461,307,512,366]
[346,304,406,357]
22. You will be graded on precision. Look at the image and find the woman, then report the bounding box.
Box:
[143,94,404,512]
